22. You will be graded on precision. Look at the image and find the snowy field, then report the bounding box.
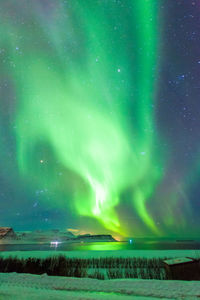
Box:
[0,249,200,259]
[1,250,200,299]
[0,250,200,300]
[0,272,200,300]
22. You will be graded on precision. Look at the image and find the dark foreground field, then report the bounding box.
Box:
[0,255,183,280]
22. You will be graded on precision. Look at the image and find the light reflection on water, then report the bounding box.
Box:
[74,242,125,251]
[0,239,200,252]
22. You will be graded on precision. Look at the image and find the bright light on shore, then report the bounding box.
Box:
[50,241,61,247]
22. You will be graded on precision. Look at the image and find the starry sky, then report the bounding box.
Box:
[0,0,200,238]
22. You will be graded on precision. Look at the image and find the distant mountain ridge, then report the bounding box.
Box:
[76,234,116,242]
[0,228,116,244]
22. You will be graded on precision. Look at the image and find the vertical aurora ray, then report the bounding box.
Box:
[1,0,165,236]
[128,1,163,234]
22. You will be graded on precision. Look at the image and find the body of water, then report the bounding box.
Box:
[0,239,200,252]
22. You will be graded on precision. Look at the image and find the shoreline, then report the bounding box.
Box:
[0,240,117,245]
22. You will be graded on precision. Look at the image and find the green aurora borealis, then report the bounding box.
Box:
[1,0,200,237]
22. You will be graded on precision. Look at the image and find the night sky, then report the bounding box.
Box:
[0,0,200,238]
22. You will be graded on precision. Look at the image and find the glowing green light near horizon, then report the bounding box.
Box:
[2,1,164,236]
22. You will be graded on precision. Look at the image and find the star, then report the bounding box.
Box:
[140,152,146,156]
